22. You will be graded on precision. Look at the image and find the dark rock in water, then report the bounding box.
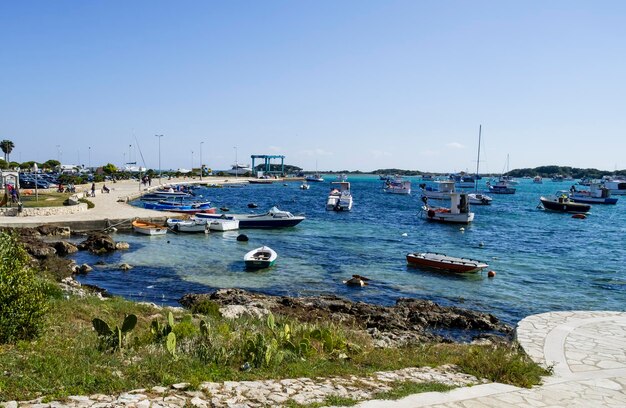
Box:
[77,263,93,274]
[77,232,117,253]
[37,225,70,237]
[53,241,79,256]
[179,288,512,347]
[115,241,130,250]
[120,263,133,271]
[247,203,258,208]
[220,207,230,212]
[236,234,249,242]
[19,237,57,258]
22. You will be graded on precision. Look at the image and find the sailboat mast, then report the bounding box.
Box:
[475,125,481,191]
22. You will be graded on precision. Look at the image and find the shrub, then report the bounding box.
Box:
[0,232,49,343]
[190,299,221,318]
[78,198,95,209]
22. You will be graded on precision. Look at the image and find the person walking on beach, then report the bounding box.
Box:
[91,183,96,197]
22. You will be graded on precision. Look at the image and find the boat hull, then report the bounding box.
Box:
[208,219,239,231]
[406,252,488,273]
[244,247,277,269]
[540,197,591,213]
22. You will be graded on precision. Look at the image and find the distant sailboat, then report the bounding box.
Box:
[468,125,492,205]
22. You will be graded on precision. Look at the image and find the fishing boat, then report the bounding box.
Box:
[196,206,305,228]
[207,218,240,231]
[141,191,195,201]
[326,181,353,211]
[602,178,626,195]
[419,180,456,200]
[166,218,208,233]
[533,175,543,184]
[383,178,411,194]
[569,184,618,204]
[539,195,591,213]
[421,192,474,224]
[406,252,488,273]
[132,219,167,235]
[299,181,310,190]
[449,173,476,189]
[244,246,277,269]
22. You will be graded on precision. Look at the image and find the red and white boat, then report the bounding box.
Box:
[406,252,488,273]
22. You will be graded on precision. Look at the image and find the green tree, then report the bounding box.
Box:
[0,139,15,162]
[43,159,61,170]
[0,158,8,169]
[0,232,49,343]
[102,163,117,175]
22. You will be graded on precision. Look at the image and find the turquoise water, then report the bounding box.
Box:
[74,176,626,325]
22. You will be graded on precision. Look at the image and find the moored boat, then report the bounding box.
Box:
[383,178,411,194]
[166,218,208,233]
[305,173,324,182]
[569,184,618,205]
[487,179,516,194]
[420,180,456,200]
[244,246,277,269]
[208,218,240,231]
[132,219,167,235]
[468,192,492,205]
[539,195,591,213]
[326,182,353,211]
[421,192,474,224]
[195,206,305,228]
[533,176,543,184]
[299,181,310,190]
[406,252,488,273]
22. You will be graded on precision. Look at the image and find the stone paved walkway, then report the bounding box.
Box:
[353,311,626,407]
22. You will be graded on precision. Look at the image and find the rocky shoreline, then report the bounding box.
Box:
[3,228,513,346]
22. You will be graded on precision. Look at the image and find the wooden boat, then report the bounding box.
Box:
[421,193,474,224]
[406,252,488,273]
[383,178,411,194]
[540,195,591,213]
[132,219,167,235]
[244,246,277,269]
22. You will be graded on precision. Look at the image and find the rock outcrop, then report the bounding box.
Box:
[180,288,512,346]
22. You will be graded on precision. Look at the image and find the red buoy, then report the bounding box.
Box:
[487,270,496,278]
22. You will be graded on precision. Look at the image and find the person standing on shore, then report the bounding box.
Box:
[91,183,96,197]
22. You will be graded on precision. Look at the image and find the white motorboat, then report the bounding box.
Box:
[421,192,474,224]
[208,218,240,231]
[196,207,305,228]
[420,180,456,200]
[305,174,324,182]
[468,193,492,205]
[326,182,353,211]
[299,181,310,190]
[244,246,277,269]
[166,218,208,233]
[383,178,411,194]
[533,176,543,184]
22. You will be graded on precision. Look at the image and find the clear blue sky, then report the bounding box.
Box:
[2,1,625,173]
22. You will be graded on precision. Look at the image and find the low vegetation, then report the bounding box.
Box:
[19,192,70,208]
[0,233,549,402]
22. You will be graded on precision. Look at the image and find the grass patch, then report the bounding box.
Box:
[19,192,69,208]
[371,381,456,400]
[0,285,549,401]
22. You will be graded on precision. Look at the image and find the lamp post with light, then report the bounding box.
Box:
[200,141,204,180]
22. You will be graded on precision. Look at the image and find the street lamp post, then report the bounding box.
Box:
[155,135,163,184]
[88,146,91,169]
[33,163,38,202]
[191,151,194,177]
[200,141,204,180]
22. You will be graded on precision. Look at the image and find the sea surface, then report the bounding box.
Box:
[74,176,626,326]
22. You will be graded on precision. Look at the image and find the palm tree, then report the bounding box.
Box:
[0,140,15,163]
